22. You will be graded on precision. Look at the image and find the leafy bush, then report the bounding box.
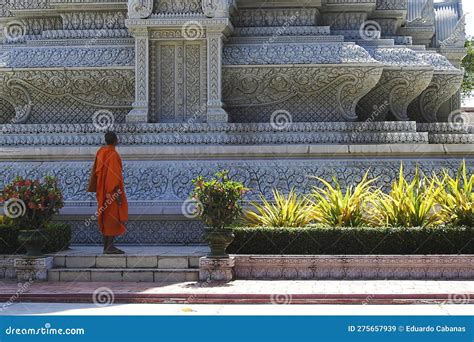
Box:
[228,226,474,255]
[243,189,314,228]
[0,222,71,255]
[0,224,19,254]
[0,176,64,230]
[309,171,378,227]
[43,223,72,253]
[435,161,474,227]
[191,170,248,230]
[371,165,443,228]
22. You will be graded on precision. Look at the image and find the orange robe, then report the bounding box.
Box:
[94,145,128,237]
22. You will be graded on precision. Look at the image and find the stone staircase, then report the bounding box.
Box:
[47,246,207,283]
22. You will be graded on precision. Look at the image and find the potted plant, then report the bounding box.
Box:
[191,170,248,258]
[1,176,64,257]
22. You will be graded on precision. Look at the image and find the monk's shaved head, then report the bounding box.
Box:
[105,131,118,145]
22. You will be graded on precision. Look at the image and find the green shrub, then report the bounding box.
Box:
[191,170,248,230]
[243,189,314,228]
[0,222,71,255]
[228,226,474,255]
[0,224,20,254]
[43,223,72,253]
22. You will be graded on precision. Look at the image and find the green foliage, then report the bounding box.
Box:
[462,39,474,97]
[309,172,378,227]
[191,170,248,230]
[0,222,71,255]
[228,226,474,255]
[1,176,64,230]
[435,161,474,227]
[244,189,314,228]
[0,224,19,255]
[43,223,72,253]
[372,165,444,228]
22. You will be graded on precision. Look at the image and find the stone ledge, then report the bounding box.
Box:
[234,255,474,280]
[1,143,472,161]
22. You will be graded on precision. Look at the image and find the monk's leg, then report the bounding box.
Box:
[103,236,109,253]
[104,236,125,254]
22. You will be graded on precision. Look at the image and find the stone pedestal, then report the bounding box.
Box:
[199,256,235,282]
[14,257,53,281]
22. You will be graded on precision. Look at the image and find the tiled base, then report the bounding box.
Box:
[234,255,474,280]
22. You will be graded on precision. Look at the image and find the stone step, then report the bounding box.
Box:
[48,268,199,283]
[54,255,200,270]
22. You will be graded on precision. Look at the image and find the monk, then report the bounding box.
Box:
[90,131,128,254]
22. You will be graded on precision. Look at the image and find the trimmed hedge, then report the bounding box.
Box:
[0,223,72,255]
[228,226,474,255]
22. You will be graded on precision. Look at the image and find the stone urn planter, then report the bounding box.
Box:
[190,170,248,260]
[205,229,235,258]
[18,229,47,257]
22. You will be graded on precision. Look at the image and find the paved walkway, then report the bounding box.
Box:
[0,280,473,305]
[1,303,473,316]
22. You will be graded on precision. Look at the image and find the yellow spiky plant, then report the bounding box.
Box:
[243,189,315,227]
[434,161,473,227]
[309,171,379,227]
[372,164,444,228]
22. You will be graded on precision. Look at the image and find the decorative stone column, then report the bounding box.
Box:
[206,31,228,123]
[127,28,150,123]
[125,0,153,123]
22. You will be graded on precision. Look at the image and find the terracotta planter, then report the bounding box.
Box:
[17,229,47,257]
[205,230,235,258]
